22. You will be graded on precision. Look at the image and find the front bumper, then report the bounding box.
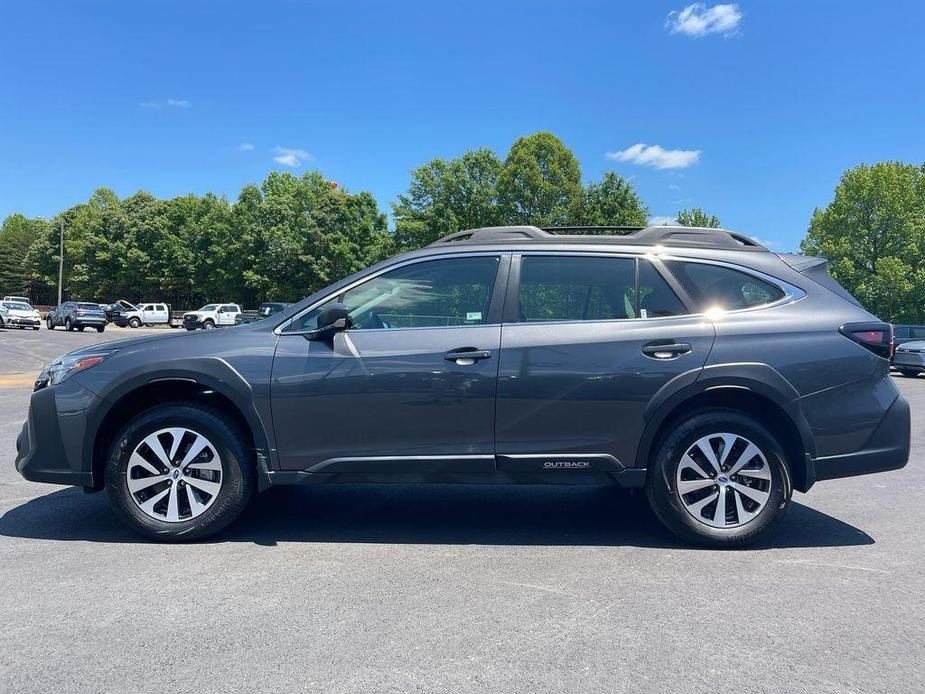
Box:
[809,394,910,484]
[893,351,925,370]
[183,317,203,329]
[14,381,99,487]
[6,317,40,327]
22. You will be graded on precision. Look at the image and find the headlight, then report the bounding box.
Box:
[37,352,112,389]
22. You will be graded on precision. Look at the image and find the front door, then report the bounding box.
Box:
[271,254,508,473]
[495,253,715,472]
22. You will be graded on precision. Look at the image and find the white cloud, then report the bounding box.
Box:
[665,3,742,38]
[140,97,192,109]
[272,146,313,167]
[607,143,701,169]
[752,237,778,248]
[668,184,680,190]
[648,215,677,226]
[239,143,254,151]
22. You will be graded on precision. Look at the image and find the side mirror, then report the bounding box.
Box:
[306,302,352,341]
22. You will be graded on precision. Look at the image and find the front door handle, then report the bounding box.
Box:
[642,342,692,359]
[444,347,492,365]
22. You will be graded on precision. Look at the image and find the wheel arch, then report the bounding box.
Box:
[86,366,273,493]
[636,364,817,492]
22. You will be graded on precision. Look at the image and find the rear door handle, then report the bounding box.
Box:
[444,347,493,365]
[642,342,692,358]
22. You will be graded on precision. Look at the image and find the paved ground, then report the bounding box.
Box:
[0,326,922,692]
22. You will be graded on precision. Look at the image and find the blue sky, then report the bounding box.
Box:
[1,1,923,251]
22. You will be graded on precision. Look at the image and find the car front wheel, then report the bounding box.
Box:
[106,404,256,541]
[129,317,141,328]
[202,319,215,330]
[46,318,54,330]
[65,318,74,331]
[646,409,791,548]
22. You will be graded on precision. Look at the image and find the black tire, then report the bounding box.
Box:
[646,408,791,548]
[185,326,195,331]
[46,318,54,330]
[129,317,141,328]
[106,404,256,541]
[65,318,74,331]
[202,319,215,330]
[899,369,919,378]
[96,325,105,333]
[77,325,85,332]
[33,326,40,330]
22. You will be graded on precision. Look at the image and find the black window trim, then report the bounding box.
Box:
[276,252,511,335]
[503,251,698,325]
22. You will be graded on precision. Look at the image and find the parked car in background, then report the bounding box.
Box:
[182,303,241,330]
[3,295,31,305]
[0,301,41,330]
[101,299,138,323]
[893,325,925,349]
[117,302,181,328]
[46,301,107,332]
[893,340,925,377]
[235,302,291,325]
[14,225,909,546]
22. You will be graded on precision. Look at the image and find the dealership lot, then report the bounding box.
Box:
[0,328,922,692]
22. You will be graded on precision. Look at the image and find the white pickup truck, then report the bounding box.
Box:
[182,303,242,330]
[120,303,182,328]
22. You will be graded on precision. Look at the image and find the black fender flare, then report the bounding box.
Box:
[634,362,816,487]
[82,357,274,490]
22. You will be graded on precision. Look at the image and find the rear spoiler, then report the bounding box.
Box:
[776,253,863,307]
[775,253,828,272]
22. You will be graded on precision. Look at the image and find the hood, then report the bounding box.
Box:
[59,331,181,360]
[896,340,925,351]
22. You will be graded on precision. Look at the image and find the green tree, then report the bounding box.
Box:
[801,161,925,322]
[0,214,46,299]
[579,172,648,227]
[676,208,721,228]
[497,131,583,226]
[393,148,503,248]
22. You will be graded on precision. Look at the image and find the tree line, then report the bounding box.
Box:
[3,130,922,320]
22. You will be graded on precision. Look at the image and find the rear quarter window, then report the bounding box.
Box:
[664,260,785,311]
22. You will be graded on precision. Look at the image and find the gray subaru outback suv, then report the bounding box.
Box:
[15,225,910,546]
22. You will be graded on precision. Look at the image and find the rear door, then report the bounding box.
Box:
[495,253,715,472]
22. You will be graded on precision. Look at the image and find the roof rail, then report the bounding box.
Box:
[428,225,767,251]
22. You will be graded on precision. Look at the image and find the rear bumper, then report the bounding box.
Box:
[808,394,910,484]
[74,317,106,326]
[14,382,98,487]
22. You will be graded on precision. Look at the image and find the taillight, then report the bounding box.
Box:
[839,322,893,359]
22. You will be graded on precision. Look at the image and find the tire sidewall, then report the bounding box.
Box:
[646,409,791,547]
[106,404,254,541]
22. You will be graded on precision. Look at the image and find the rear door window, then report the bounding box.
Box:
[664,260,785,311]
[516,256,636,322]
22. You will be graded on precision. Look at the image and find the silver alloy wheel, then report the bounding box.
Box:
[126,427,223,523]
[675,432,772,528]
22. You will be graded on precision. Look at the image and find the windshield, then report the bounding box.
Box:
[78,303,101,310]
[198,304,218,312]
[4,302,31,311]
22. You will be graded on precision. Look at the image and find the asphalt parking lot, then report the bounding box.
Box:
[0,327,922,693]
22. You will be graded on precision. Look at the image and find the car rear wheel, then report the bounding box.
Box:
[96,325,105,333]
[46,317,54,330]
[77,325,85,332]
[899,369,919,378]
[646,409,791,548]
[106,404,256,541]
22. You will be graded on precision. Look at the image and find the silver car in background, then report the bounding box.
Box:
[893,340,925,377]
